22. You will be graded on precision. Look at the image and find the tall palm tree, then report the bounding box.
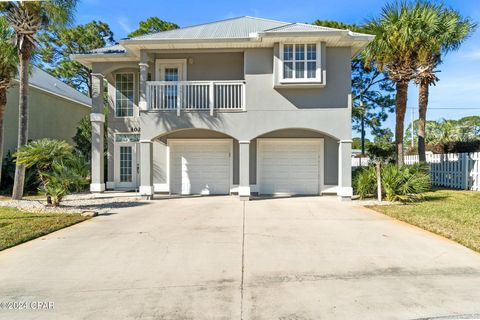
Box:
[0,17,18,185]
[364,1,423,166]
[414,4,476,161]
[0,0,77,199]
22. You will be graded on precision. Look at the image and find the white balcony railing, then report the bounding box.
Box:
[146,81,245,115]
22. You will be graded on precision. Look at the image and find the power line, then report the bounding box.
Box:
[407,107,480,110]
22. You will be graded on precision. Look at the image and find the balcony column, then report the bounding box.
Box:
[337,140,353,200]
[239,140,251,200]
[139,140,154,199]
[90,72,105,193]
[139,51,149,111]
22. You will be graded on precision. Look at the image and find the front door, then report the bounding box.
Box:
[115,142,139,190]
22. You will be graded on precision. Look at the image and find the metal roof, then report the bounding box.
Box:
[18,66,92,107]
[263,23,343,33]
[129,16,289,41]
[86,44,127,54]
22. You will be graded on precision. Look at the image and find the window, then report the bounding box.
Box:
[115,73,134,117]
[115,134,140,143]
[119,146,133,182]
[281,43,319,81]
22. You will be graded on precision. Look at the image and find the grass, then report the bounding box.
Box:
[0,207,89,251]
[369,189,480,252]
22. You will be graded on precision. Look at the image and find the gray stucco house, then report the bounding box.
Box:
[73,16,373,200]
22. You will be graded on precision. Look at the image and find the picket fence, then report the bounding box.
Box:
[404,152,480,191]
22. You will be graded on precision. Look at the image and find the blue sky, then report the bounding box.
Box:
[75,0,480,138]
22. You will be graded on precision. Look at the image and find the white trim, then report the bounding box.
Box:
[239,140,250,144]
[167,139,233,195]
[230,184,258,194]
[139,185,154,195]
[155,59,187,81]
[337,186,353,197]
[256,138,324,195]
[238,186,251,197]
[279,42,322,83]
[90,183,105,193]
[90,113,105,122]
[113,72,136,118]
[154,183,169,192]
[339,140,353,143]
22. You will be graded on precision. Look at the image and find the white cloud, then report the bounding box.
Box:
[462,48,480,60]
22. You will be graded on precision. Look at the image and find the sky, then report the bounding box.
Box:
[75,0,480,138]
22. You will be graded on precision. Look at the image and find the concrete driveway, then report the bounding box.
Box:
[1,196,480,320]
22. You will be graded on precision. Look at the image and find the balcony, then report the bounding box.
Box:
[146,81,245,115]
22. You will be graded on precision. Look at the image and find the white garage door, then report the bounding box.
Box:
[258,139,323,195]
[170,140,231,195]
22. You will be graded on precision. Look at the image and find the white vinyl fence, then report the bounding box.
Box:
[404,152,480,191]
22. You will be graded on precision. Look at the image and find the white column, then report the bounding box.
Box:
[337,140,353,199]
[90,72,105,193]
[138,51,149,111]
[139,140,154,199]
[239,140,251,200]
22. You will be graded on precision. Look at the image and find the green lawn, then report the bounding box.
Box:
[0,207,89,251]
[369,189,480,252]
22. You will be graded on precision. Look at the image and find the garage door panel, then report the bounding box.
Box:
[170,140,231,195]
[259,140,322,195]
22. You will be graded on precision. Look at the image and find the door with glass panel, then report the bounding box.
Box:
[156,62,185,109]
[115,141,139,190]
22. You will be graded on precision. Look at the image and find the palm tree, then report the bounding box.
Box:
[414,4,476,161]
[0,17,18,185]
[0,0,77,199]
[364,2,423,166]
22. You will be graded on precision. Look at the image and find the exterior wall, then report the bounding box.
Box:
[148,128,338,189]
[139,46,352,142]
[97,46,352,190]
[3,84,90,157]
[151,52,244,81]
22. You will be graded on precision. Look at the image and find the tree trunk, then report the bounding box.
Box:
[376,161,382,202]
[12,47,32,200]
[0,89,6,186]
[418,80,429,162]
[395,81,408,166]
[361,112,365,155]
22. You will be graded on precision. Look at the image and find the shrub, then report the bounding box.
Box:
[381,163,431,202]
[353,166,377,199]
[353,163,431,202]
[14,139,89,206]
[0,151,40,194]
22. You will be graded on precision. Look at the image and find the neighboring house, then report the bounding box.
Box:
[4,66,91,158]
[72,16,373,200]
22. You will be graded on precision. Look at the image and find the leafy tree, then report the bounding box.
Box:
[0,17,18,185]
[352,137,371,150]
[0,0,78,200]
[38,20,115,96]
[364,2,424,166]
[405,116,480,147]
[128,17,178,38]
[413,3,476,161]
[313,20,395,154]
[72,106,108,161]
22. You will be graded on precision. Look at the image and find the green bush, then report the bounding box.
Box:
[1,151,40,195]
[353,163,431,202]
[353,166,377,199]
[14,139,89,206]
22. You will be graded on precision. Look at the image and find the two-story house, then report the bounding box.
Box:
[73,16,373,200]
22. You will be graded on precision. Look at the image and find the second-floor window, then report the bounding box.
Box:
[281,43,320,82]
[115,73,134,117]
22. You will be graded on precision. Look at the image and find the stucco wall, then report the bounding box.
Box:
[3,84,90,157]
[152,52,244,81]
